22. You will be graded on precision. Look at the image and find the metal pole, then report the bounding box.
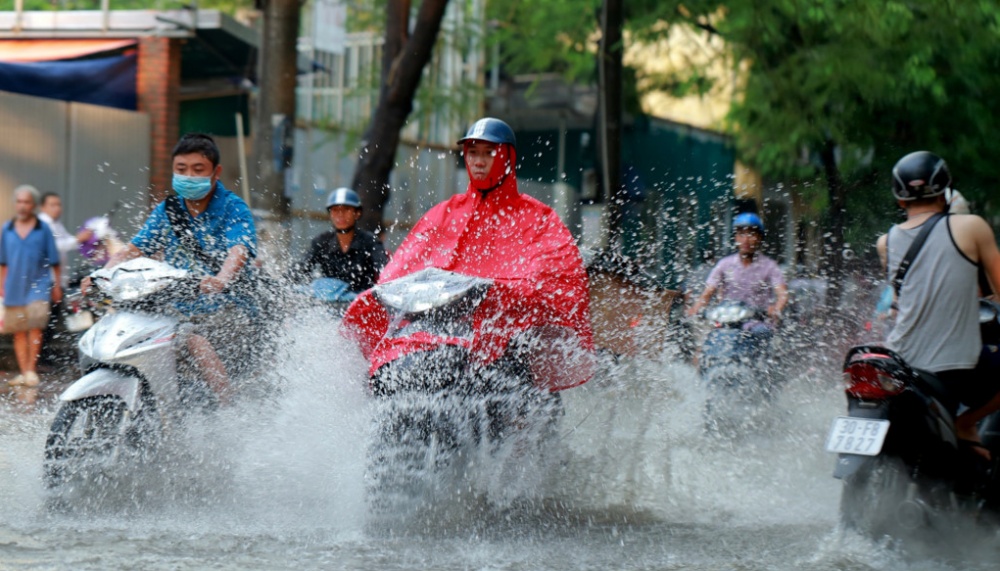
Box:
[235,112,251,205]
[101,0,110,32]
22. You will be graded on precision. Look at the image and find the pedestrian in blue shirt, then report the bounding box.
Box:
[82,133,257,405]
[0,185,62,387]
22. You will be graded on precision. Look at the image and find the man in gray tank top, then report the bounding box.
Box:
[877,151,1000,457]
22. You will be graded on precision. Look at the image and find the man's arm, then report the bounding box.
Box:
[51,264,62,304]
[973,218,1000,296]
[201,245,250,294]
[687,284,718,316]
[769,283,789,319]
[876,234,888,271]
[687,260,724,316]
[105,243,143,269]
[51,222,77,255]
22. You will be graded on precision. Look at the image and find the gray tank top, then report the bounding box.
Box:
[886,216,980,372]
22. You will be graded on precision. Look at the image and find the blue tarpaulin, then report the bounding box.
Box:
[0,54,137,110]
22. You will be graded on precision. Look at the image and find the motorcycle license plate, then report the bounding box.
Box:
[825,416,890,456]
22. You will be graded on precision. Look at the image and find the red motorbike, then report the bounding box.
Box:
[342,267,593,526]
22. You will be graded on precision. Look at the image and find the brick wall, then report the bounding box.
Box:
[136,37,181,206]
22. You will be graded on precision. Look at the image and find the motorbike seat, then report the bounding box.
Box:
[911,367,960,416]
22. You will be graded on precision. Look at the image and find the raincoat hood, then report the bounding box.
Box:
[467,143,516,194]
[342,176,594,392]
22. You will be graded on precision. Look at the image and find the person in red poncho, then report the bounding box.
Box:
[341,117,594,393]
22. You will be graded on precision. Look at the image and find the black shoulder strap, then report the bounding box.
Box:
[892,212,946,298]
[163,196,222,274]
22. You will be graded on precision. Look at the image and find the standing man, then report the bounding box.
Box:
[84,133,257,405]
[878,151,1000,455]
[38,192,78,289]
[0,185,62,387]
[290,187,388,293]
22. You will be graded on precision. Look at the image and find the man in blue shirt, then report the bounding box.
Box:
[83,133,257,404]
[0,185,62,388]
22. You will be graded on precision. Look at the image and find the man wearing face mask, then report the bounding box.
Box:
[83,133,257,405]
[342,117,594,393]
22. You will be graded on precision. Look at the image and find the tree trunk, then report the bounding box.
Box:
[352,0,450,233]
[599,0,624,249]
[252,0,300,271]
[252,0,300,217]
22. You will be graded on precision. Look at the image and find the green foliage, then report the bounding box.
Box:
[16,0,252,11]
[661,1,1000,214]
[486,0,600,81]
[494,0,1000,242]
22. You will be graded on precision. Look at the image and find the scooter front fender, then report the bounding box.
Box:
[59,368,141,411]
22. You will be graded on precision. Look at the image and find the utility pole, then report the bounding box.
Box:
[598,0,624,250]
[253,0,300,269]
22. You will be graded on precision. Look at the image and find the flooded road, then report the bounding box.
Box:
[0,318,996,570]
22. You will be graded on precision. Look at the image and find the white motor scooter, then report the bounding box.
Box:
[42,257,268,495]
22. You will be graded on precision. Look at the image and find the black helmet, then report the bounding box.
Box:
[891,151,951,201]
[456,117,516,148]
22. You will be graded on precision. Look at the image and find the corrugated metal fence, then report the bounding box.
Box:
[0,89,150,247]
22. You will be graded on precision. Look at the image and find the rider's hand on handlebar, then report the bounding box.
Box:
[199,275,227,294]
[80,276,93,296]
[767,304,783,321]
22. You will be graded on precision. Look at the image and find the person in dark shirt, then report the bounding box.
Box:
[292,187,387,293]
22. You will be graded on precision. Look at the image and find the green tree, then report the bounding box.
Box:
[492,0,1000,288]
[350,0,452,233]
[661,1,1000,307]
[18,0,252,10]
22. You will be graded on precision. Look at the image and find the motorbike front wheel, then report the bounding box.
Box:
[43,396,128,490]
[365,395,460,526]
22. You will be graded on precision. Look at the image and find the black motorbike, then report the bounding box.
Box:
[829,299,1000,542]
[698,301,782,432]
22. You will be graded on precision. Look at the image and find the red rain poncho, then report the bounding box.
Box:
[341,150,594,392]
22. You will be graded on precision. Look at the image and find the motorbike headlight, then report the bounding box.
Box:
[374,268,493,315]
[706,304,752,324]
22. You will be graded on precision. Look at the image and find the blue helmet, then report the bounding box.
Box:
[733,212,765,235]
[457,117,516,148]
[326,187,361,210]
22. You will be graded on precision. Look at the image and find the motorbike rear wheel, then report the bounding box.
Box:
[43,396,128,490]
[840,456,919,540]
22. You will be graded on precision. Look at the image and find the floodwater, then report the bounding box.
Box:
[0,313,996,571]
